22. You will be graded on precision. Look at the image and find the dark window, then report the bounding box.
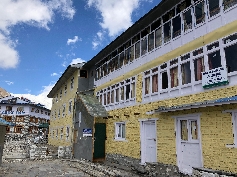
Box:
[80,70,87,78]
[181,62,191,85]
[208,0,220,17]
[225,43,237,73]
[162,72,168,89]
[208,50,222,69]
[126,85,130,100]
[172,15,181,38]
[195,1,205,25]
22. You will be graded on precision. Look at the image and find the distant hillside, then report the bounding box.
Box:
[0,87,11,98]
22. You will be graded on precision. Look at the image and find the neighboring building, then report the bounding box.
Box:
[0,96,50,136]
[47,63,85,148]
[0,87,10,98]
[73,91,108,161]
[74,0,237,175]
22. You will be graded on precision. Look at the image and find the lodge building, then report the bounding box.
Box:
[49,0,237,175]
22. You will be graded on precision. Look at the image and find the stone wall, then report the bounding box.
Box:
[105,153,188,177]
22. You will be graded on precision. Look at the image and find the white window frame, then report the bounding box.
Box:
[115,122,126,141]
[223,110,237,148]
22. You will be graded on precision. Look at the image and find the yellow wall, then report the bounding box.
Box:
[105,85,237,173]
[48,70,79,147]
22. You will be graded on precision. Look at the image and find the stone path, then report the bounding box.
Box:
[0,159,90,177]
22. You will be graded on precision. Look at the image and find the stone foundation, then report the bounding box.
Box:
[193,168,237,177]
[105,153,189,176]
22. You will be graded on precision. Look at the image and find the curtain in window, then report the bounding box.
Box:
[195,57,204,81]
[107,92,110,104]
[170,67,178,88]
[152,74,158,93]
[120,87,124,100]
[145,77,150,94]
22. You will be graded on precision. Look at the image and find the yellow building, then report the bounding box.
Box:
[78,0,237,175]
[47,63,85,147]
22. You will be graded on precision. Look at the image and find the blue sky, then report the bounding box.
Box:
[0,0,160,109]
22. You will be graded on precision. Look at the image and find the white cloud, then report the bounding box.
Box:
[92,41,100,50]
[70,58,86,65]
[5,81,14,85]
[51,73,58,76]
[87,0,139,36]
[0,0,75,69]
[67,36,81,45]
[12,82,55,109]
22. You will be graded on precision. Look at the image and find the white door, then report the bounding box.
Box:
[141,121,157,163]
[177,117,202,175]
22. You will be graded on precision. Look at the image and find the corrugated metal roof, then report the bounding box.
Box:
[77,93,108,118]
[0,118,15,126]
[155,95,237,112]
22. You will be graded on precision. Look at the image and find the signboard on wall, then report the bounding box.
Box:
[202,67,229,89]
[83,129,92,137]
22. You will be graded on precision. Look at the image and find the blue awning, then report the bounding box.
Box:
[0,118,15,126]
[155,95,237,113]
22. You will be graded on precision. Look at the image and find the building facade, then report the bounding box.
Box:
[77,0,237,175]
[47,63,85,147]
[0,96,50,136]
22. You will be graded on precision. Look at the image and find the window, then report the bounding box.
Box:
[31,108,35,112]
[16,116,24,122]
[181,61,191,85]
[152,73,158,93]
[208,50,221,69]
[15,125,23,133]
[131,83,136,98]
[155,27,162,47]
[170,66,179,88]
[68,101,72,113]
[5,116,12,122]
[172,15,181,38]
[66,127,70,140]
[65,84,67,94]
[60,90,62,99]
[141,37,147,55]
[145,77,150,94]
[120,84,124,101]
[135,41,140,59]
[161,72,168,89]
[17,107,24,112]
[56,129,58,139]
[111,90,114,103]
[115,122,125,140]
[6,106,12,111]
[58,109,60,118]
[71,77,74,89]
[6,126,10,133]
[225,43,237,73]
[195,1,205,25]
[115,88,119,102]
[194,57,205,81]
[183,8,192,32]
[148,32,155,52]
[60,128,63,139]
[223,0,237,10]
[164,21,171,43]
[208,0,220,17]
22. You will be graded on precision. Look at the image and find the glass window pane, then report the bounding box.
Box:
[172,15,181,38]
[164,21,171,43]
[131,83,135,98]
[194,57,205,81]
[162,72,168,89]
[208,0,220,17]
[223,0,237,10]
[195,1,205,25]
[181,61,191,85]
[191,120,198,140]
[141,37,147,55]
[183,9,192,32]
[145,77,150,94]
[225,43,237,73]
[135,41,140,59]
[208,50,221,69]
[181,120,188,141]
[148,33,154,52]
[152,74,158,93]
[170,66,179,88]
[155,27,162,47]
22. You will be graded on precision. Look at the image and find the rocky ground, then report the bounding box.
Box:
[0,158,143,177]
